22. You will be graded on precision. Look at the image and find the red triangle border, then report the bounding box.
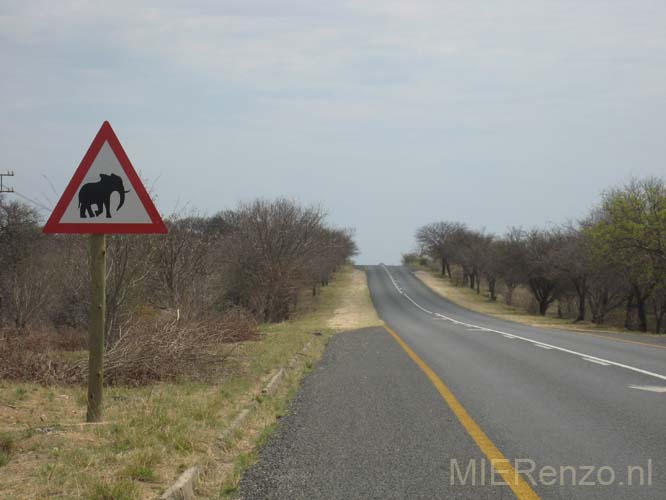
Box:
[43,121,168,234]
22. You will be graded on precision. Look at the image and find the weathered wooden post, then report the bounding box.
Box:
[43,121,167,422]
[87,233,106,422]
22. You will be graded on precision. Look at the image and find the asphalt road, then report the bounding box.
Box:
[240,265,666,499]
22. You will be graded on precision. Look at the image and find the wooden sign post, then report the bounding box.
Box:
[44,121,167,422]
[87,234,106,421]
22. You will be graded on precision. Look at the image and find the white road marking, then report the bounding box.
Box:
[535,344,552,350]
[380,266,666,383]
[582,357,610,366]
[502,334,516,339]
[628,385,666,393]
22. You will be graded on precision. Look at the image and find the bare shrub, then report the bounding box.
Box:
[11,327,87,352]
[91,310,258,386]
[0,333,82,384]
[150,215,218,320]
[0,310,257,386]
[220,199,357,322]
[0,199,56,329]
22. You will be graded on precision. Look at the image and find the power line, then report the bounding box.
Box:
[12,190,53,212]
[0,171,54,214]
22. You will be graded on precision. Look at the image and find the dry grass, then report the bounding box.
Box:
[327,267,383,330]
[0,264,379,499]
[414,269,643,336]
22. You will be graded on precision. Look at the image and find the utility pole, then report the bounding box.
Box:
[0,171,14,193]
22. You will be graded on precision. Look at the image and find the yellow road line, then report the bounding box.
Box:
[383,324,541,500]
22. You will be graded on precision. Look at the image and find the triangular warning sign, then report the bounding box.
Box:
[43,121,167,234]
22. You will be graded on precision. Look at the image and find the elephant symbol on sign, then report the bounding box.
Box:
[78,173,130,218]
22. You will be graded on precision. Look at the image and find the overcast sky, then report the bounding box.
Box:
[2,1,665,263]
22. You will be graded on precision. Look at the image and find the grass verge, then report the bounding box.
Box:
[0,265,381,499]
[413,268,663,338]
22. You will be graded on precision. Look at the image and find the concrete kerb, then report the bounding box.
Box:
[217,405,255,448]
[159,337,315,498]
[160,467,201,500]
[261,369,285,397]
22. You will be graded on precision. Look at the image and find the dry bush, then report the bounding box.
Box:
[0,309,258,386]
[220,199,357,322]
[12,327,87,352]
[79,309,258,386]
[0,334,82,384]
[0,328,86,384]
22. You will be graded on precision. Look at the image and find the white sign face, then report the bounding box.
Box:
[59,141,152,224]
[43,121,167,234]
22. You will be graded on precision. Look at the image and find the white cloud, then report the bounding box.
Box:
[1,0,666,262]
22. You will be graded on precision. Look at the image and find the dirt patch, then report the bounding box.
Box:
[327,269,382,331]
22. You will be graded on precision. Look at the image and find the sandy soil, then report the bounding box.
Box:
[327,268,382,331]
